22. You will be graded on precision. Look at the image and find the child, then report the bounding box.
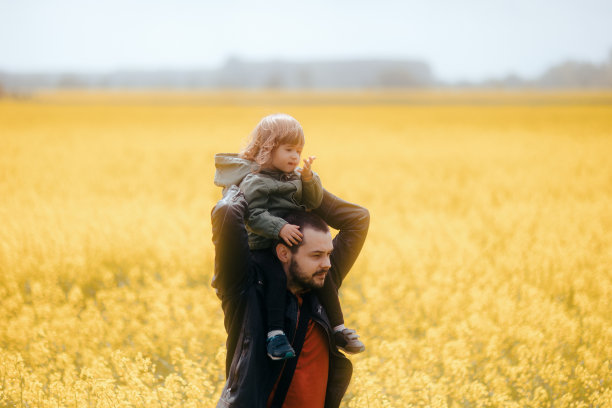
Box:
[214,113,364,360]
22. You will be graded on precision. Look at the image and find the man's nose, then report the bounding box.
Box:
[320,256,331,270]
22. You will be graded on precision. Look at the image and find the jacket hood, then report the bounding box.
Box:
[214,153,258,188]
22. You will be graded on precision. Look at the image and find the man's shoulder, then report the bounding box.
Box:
[213,185,248,215]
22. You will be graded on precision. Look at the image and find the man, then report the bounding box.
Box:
[211,185,369,408]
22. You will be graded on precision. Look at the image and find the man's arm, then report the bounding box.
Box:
[210,185,252,299]
[313,189,370,289]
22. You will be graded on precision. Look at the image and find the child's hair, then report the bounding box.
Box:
[240,113,305,167]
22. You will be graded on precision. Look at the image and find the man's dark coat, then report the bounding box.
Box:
[211,186,370,408]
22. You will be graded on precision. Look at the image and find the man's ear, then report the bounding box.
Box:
[275,243,291,263]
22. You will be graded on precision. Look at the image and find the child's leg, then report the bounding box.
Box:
[251,249,287,333]
[316,276,366,354]
[315,275,344,329]
[251,248,296,360]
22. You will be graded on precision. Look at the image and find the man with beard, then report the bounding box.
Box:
[211,186,369,408]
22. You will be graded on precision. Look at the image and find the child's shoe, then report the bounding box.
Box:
[267,333,296,360]
[334,328,365,354]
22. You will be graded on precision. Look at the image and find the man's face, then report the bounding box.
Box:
[285,227,333,292]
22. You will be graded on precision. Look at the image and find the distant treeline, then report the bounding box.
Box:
[1,52,611,92]
[476,51,612,89]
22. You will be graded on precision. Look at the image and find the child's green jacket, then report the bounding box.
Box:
[214,153,323,249]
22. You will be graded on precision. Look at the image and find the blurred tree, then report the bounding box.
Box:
[58,74,83,88]
[265,72,285,89]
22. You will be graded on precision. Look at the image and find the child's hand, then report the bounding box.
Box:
[300,156,316,180]
[279,224,303,246]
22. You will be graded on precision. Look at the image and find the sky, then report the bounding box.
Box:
[0,0,611,82]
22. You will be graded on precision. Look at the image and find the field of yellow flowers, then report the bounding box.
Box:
[1,91,611,407]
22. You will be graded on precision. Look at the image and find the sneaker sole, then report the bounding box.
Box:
[339,346,365,354]
[268,352,296,360]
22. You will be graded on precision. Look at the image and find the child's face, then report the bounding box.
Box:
[270,143,303,173]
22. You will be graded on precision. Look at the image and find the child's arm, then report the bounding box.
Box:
[242,175,304,246]
[299,156,324,210]
[240,174,288,239]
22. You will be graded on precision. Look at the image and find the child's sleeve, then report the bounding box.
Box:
[301,171,324,210]
[240,174,288,239]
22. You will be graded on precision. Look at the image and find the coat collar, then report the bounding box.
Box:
[259,168,300,182]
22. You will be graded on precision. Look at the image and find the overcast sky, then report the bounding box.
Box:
[1,0,611,82]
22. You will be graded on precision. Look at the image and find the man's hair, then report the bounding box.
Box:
[279,211,329,253]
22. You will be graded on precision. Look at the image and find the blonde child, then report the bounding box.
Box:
[214,113,364,360]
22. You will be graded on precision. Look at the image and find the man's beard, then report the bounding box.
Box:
[288,258,326,291]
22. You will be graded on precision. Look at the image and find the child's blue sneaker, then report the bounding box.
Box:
[267,334,296,360]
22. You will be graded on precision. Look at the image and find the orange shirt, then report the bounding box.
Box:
[267,296,330,408]
[281,319,329,407]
